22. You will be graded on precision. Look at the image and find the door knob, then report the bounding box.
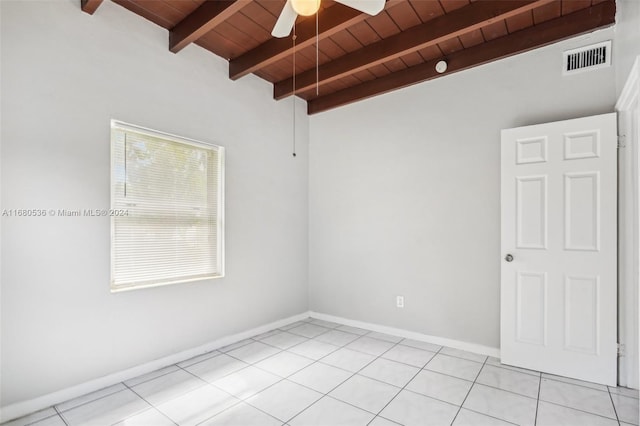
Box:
[505,254,514,262]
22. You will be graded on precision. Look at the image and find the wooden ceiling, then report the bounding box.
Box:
[81,0,616,114]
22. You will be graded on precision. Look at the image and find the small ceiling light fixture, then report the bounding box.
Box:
[435,60,448,74]
[291,0,321,16]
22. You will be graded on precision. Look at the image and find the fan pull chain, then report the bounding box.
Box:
[292,22,297,158]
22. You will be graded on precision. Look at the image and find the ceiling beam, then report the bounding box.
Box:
[81,0,103,15]
[170,1,249,54]
[307,0,616,115]
[275,0,553,100]
[228,2,395,81]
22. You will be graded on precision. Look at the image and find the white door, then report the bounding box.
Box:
[500,113,617,385]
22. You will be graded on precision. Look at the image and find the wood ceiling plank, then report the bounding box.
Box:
[214,21,264,52]
[481,19,509,41]
[562,0,592,14]
[352,69,377,82]
[458,29,485,49]
[240,2,279,32]
[81,0,104,15]
[401,51,425,67]
[295,44,331,69]
[274,0,550,99]
[325,78,350,91]
[417,45,443,61]
[112,0,175,28]
[386,1,422,30]
[384,57,408,72]
[437,37,464,54]
[228,3,369,80]
[164,0,204,15]
[266,58,299,82]
[439,0,471,13]
[169,1,249,53]
[335,74,362,88]
[257,0,287,17]
[196,31,245,59]
[505,10,534,33]
[317,37,348,59]
[368,63,392,78]
[347,21,382,46]
[532,0,561,24]
[224,11,272,43]
[366,11,402,39]
[135,0,186,25]
[307,0,615,114]
[329,31,364,53]
[408,0,444,23]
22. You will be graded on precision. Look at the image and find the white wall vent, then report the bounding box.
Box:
[563,41,611,75]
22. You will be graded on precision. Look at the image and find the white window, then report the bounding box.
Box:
[110,120,224,292]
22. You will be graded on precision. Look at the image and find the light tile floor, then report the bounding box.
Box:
[4,317,639,426]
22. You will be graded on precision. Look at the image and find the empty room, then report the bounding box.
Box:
[1,0,640,425]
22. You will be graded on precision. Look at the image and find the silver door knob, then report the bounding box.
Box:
[505,254,514,262]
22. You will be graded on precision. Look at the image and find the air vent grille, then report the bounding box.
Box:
[563,41,611,75]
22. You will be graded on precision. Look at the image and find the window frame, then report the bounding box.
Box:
[110,120,225,292]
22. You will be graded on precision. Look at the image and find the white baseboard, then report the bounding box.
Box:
[309,311,501,358]
[2,310,501,422]
[0,312,310,423]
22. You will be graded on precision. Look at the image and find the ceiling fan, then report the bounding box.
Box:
[272,0,386,38]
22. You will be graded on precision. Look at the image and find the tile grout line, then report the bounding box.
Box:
[186,328,323,425]
[317,342,406,419]
[608,387,640,400]
[192,391,284,426]
[54,325,488,426]
[534,370,542,425]
[52,406,69,426]
[18,319,481,425]
[0,320,363,425]
[281,325,384,423]
[540,399,625,422]
[540,374,613,394]
[173,365,283,426]
[365,345,447,425]
[15,317,628,426]
[205,320,367,425]
[458,408,521,425]
[51,384,129,418]
[180,349,294,426]
[607,386,622,425]
[286,332,406,424]
[449,355,488,425]
[120,381,179,426]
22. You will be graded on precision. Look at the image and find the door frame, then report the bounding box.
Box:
[615,55,640,389]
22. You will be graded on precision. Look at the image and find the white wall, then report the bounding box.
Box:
[308,29,617,349]
[615,0,640,95]
[0,0,309,408]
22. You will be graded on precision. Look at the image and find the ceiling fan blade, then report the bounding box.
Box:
[334,0,385,15]
[272,0,298,38]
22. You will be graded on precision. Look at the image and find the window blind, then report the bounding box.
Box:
[111,121,224,291]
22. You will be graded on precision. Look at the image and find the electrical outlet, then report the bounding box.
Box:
[396,296,404,308]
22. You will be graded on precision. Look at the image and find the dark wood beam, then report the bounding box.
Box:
[275,0,553,100]
[170,1,248,53]
[228,2,397,80]
[307,0,615,115]
[81,0,103,15]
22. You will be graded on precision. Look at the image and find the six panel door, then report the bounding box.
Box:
[500,113,617,385]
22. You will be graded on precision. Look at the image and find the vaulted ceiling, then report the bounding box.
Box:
[81,0,616,114]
